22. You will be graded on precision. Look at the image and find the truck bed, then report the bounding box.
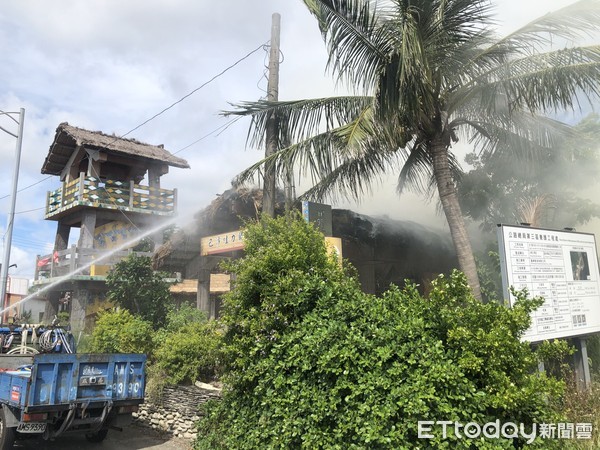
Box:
[0,353,146,411]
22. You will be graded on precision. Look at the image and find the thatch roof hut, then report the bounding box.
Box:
[42,122,189,176]
[153,187,457,296]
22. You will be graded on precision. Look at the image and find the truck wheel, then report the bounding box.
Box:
[0,409,16,449]
[85,428,108,443]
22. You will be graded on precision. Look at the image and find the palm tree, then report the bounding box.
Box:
[227,0,600,300]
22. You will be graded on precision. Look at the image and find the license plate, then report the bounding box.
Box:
[17,422,47,433]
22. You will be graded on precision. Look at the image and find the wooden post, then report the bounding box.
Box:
[197,257,211,316]
[262,13,281,217]
[54,223,70,251]
[69,244,77,274]
[78,210,97,250]
[78,171,85,195]
[129,179,135,208]
[60,179,66,207]
[574,337,592,391]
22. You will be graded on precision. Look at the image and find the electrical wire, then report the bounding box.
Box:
[0,176,53,201]
[91,43,267,237]
[172,116,243,156]
[171,44,276,156]
[104,41,268,147]
[15,206,45,215]
[71,41,269,241]
[2,40,274,271]
[0,41,267,200]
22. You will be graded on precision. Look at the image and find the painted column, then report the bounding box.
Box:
[54,223,71,251]
[70,287,87,333]
[78,210,97,249]
[197,258,211,317]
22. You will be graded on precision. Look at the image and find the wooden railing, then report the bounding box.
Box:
[45,174,177,218]
[34,246,154,281]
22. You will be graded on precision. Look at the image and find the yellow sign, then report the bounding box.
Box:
[201,230,245,255]
[200,230,342,263]
[325,237,343,264]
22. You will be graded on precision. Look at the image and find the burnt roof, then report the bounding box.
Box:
[41,122,190,175]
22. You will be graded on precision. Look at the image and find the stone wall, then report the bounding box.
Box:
[133,384,221,441]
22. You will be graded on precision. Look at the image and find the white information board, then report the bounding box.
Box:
[497,224,600,342]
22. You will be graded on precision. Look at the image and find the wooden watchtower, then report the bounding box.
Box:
[33,123,189,331]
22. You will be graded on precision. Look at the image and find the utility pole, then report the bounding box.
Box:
[262,13,280,217]
[0,108,25,317]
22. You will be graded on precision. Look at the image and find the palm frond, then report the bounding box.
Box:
[397,140,463,199]
[303,0,392,91]
[224,96,372,149]
[516,194,557,227]
[233,112,385,189]
[397,141,432,196]
[456,111,573,163]
[299,141,400,202]
[493,0,600,55]
[492,47,600,113]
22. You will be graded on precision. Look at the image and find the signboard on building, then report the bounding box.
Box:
[200,229,342,262]
[497,224,600,342]
[201,230,245,256]
[302,201,333,236]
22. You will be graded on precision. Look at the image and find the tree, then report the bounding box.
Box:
[228,0,600,300]
[195,214,567,449]
[105,253,173,328]
[459,113,600,231]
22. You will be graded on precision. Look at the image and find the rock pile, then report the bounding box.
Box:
[133,383,222,441]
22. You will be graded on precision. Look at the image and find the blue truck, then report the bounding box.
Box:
[0,352,146,449]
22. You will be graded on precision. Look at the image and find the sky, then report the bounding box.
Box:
[0,0,595,280]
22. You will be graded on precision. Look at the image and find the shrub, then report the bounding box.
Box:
[88,309,154,356]
[163,302,209,332]
[153,320,222,385]
[195,214,567,449]
[148,303,222,396]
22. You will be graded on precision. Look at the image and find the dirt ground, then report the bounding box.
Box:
[12,423,193,450]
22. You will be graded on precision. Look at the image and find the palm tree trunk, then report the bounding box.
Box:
[430,137,482,300]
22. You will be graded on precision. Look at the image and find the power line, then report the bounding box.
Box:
[85,41,270,238]
[0,42,267,200]
[110,41,268,143]
[172,117,242,156]
[0,176,53,201]
[15,206,45,215]
[171,46,276,156]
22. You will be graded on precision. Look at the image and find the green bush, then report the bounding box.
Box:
[153,321,222,385]
[163,302,209,332]
[88,309,154,356]
[147,303,222,395]
[106,253,173,328]
[195,214,567,449]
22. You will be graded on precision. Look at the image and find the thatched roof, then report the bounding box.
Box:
[153,187,286,270]
[41,122,190,175]
[153,187,457,295]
